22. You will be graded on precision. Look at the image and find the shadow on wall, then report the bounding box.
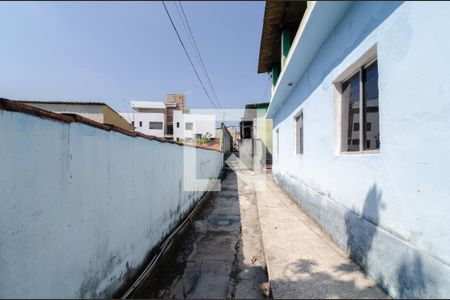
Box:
[269,184,437,298]
[396,256,428,298]
[345,184,384,269]
[344,184,435,298]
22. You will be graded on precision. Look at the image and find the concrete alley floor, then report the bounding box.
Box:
[229,156,387,299]
[129,154,387,299]
[129,165,269,299]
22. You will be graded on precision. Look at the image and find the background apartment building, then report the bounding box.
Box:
[121,94,216,142]
[173,110,216,143]
[120,101,166,137]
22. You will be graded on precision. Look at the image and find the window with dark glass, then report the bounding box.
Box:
[167,125,173,135]
[342,72,360,151]
[139,121,142,127]
[295,112,303,154]
[363,62,379,150]
[149,122,163,130]
[341,60,379,152]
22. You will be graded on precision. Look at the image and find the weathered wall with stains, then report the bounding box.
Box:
[271,2,450,298]
[216,125,233,154]
[0,108,223,298]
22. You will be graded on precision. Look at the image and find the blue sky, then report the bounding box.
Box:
[0,1,270,112]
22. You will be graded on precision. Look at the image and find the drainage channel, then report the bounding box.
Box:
[122,167,270,299]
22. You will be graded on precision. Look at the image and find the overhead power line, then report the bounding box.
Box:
[177,1,222,109]
[161,1,220,110]
[173,3,199,66]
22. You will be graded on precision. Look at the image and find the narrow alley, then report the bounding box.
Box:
[129,159,269,299]
[1,2,450,299]
[126,154,387,299]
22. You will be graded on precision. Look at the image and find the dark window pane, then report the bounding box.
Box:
[353,123,360,131]
[299,115,303,154]
[277,129,280,155]
[295,113,303,154]
[149,122,163,130]
[342,72,360,151]
[245,127,251,138]
[185,122,193,130]
[363,62,379,150]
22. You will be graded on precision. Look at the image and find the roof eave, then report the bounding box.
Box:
[257,1,308,74]
[266,1,352,119]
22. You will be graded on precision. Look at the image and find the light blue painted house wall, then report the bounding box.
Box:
[268,2,450,298]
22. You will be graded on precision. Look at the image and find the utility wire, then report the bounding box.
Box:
[174,3,200,66]
[173,2,221,110]
[178,1,222,109]
[161,1,219,110]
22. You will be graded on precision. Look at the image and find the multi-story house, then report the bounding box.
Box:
[258,1,450,298]
[120,101,166,138]
[173,109,216,143]
[121,94,216,142]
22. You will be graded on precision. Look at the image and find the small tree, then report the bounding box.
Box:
[195,132,212,145]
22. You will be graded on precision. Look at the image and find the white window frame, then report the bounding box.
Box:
[333,45,379,155]
[294,110,304,155]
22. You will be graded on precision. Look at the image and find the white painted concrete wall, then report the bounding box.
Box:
[271,2,450,298]
[0,109,223,298]
[120,111,165,137]
[173,110,216,140]
[173,110,184,139]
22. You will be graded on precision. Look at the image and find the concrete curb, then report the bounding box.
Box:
[252,170,275,299]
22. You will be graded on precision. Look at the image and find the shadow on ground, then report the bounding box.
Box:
[129,161,268,299]
[269,183,437,299]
